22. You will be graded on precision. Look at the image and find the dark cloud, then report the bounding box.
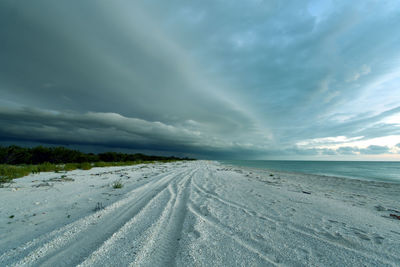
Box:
[0,106,271,158]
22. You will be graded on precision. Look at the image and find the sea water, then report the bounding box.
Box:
[220,160,400,183]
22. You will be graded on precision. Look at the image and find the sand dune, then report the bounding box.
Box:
[1,161,399,266]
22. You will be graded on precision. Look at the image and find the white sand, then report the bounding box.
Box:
[0,160,399,266]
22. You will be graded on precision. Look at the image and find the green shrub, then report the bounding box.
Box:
[112,180,123,189]
[0,165,32,183]
[36,162,57,172]
[77,162,92,170]
[64,163,78,171]
[93,161,108,167]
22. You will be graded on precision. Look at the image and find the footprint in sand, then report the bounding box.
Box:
[354,231,371,241]
[372,234,384,245]
[351,228,371,241]
[199,205,210,216]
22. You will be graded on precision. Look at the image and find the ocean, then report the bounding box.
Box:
[219,160,400,183]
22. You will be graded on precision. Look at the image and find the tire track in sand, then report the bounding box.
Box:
[1,168,189,267]
[132,168,195,267]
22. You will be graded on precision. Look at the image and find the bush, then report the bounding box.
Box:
[77,162,92,170]
[93,161,108,167]
[36,162,57,172]
[0,145,193,184]
[64,163,78,171]
[112,180,123,189]
[0,145,192,165]
[0,165,30,183]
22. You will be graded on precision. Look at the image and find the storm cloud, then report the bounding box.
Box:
[1,0,400,159]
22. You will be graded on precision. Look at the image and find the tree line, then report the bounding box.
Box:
[0,145,192,165]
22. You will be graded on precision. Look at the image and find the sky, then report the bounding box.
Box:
[1,0,400,160]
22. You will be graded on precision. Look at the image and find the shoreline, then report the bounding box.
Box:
[219,160,400,184]
[220,161,400,186]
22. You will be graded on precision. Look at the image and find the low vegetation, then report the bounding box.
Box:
[112,180,124,189]
[0,145,194,184]
[0,145,192,165]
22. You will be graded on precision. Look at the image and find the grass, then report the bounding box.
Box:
[0,165,31,183]
[0,160,174,184]
[77,162,92,170]
[64,163,78,171]
[93,160,154,167]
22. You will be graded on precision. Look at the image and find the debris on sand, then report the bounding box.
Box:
[32,182,52,188]
[390,214,400,220]
[48,176,75,182]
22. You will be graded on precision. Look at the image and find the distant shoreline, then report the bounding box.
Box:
[219,159,400,184]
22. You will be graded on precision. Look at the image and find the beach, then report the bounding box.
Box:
[1,160,399,266]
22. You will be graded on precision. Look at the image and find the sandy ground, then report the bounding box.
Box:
[0,160,400,266]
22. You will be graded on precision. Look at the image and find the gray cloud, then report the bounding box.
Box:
[360,145,391,155]
[1,0,400,158]
[293,106,400,143]
[336,147,359,155]
[0,106,271,158]
[335,145,394,155]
